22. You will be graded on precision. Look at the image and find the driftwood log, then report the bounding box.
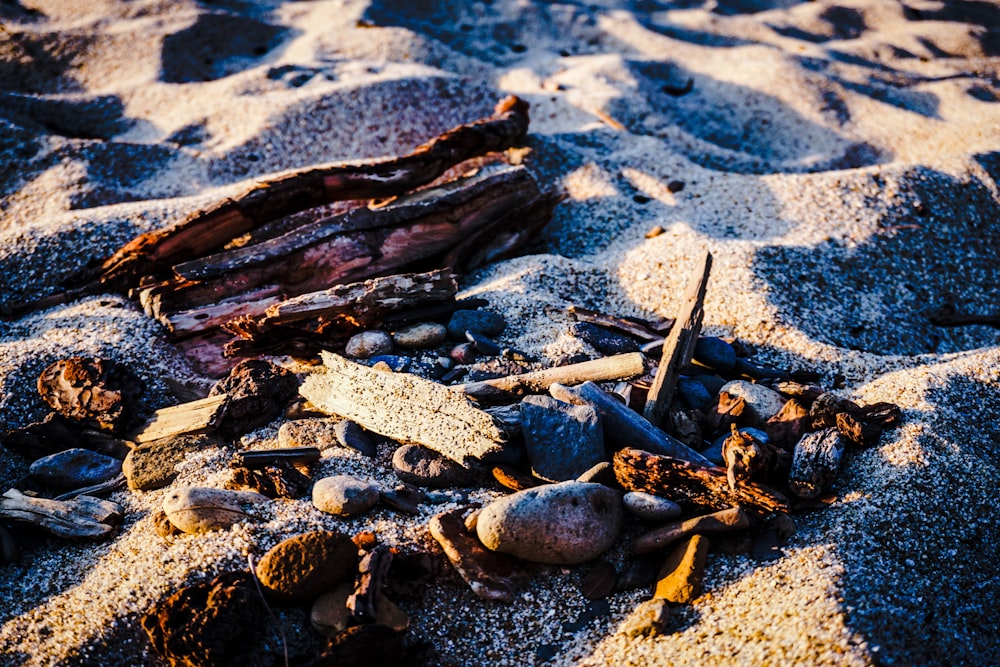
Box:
[613,447,789,517]
[643,250,712,429]
[129,393,229,444]
[7,96,531,316]
[299,353,507,467]
[549,381,711,466]
[0,489,123,539]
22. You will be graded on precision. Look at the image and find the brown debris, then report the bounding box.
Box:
[209,359,299,438]
[37,357,144,433]
[225,462,312,499]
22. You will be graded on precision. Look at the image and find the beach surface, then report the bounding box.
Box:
[1,1,999,665]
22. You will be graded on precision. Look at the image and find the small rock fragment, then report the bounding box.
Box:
[521,395,605,482]
[345,330,394,359]
[693,337,737,372]
[151,510,183,539]
[380,484,426,515]
[465,330,502,356]
[765,399,811,450]
[653,534,709,603]
[141,571,265,667]
[491,464,539,491]
[209,359,299,438]
[429,508,526,602]
[677,377,713,411]
[570,322,639,355]
[37,357,144,432]
[447,310,505,341]
[313,475,380,518]
[449,342,477,364]
[162,487,265,534]
[719,380,786,424]
[631,507,749,555]
[392,444,474,488]
[623,491,682,521]
[369,355,410,372]
[278,418,339,450]
[392,322,447,349]
[255,530,359,605]
[335,420,377,457]
[29,448,121,491]
[123,434,220,491]
[476,481,624,565]
[618,598,672,637]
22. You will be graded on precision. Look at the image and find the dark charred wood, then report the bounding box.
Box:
[348,545,393,625]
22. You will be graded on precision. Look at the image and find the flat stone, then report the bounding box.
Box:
[392,444,474,488]
[344,330,393,359]
[618,598,672,637]
[429,508,527,603]
[570,322,639,355]
[335,420,377,457]
[162,487,267,534]
[255,530,359,605]
[123,433,220,491]
[29,448,121,490]
[632,507,749,555]
[313,475,379,518]
[623,491,682,521]
[209,359,299,438]
[278,418,338,450]
[141,571,264,667]
[520,395,605,483]
[393,322,447,349]
[446,310,505,341]
[476,481,623,565]
[694,337,737,372]
[719,380,787,423]
[654,534,709,603]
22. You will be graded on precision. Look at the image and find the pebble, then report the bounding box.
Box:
[465,330,503,356]
[570,322,639,355]
[677,376,714,411]
[446,310,505,341]
[623,491,682,521]
[391,444,474,488]
[392,322,447,349]
[379,484,426,514]
[476,481,624,565]
[631,507,749,555]
[429,508,527,602]
[313,475,380,518]
[255,530,359,605]
[521,395,606,482]
[449,343,477,364]
[345,330,393,359]
[653,534,709,603]
[335,420,377,457]
[162,487,267,534]
[719,380,787,423]
[694,336,737,371]
[618,598,672,637]
[278,418,338,450]
[29,448,122,490]
[124,434,220,491]
[368,355,410,372]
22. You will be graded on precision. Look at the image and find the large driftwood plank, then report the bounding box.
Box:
[300,353,507,467]
[0,489,123,539]
[643,250,712,429]
[613,447,789,517]
[456,353,646,402]
[129,393,229,444]
[549,381,712,466]
[6,96,530,316]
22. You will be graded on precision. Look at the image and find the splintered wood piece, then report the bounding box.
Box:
[613,447,789,517]
[129,393,229,444]
[549,381,711,467]
[0,489,123,539]
[456,352,646,402]
[347,545,393,625]
[299,353,507,467]
[6,96,530,316]
[643,251,712,429]
[162,292,285,340]
[566,305,671,343]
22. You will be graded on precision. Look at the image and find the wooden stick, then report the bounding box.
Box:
[456,352,646,402]
[613,447,789,517]
[129,393,229,444]
[4,96,530,315]
[566,305,669,342]
[233,447,321,469]
[643,251,712,429]
[549,381,711,467]
[300,353,507,467]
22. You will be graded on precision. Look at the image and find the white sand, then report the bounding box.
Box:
[2,1,1000,665]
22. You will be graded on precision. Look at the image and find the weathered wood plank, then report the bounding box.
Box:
[300,353,507,467]
[129,393,229,444]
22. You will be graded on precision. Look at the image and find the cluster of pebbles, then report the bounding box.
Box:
[0,302,902,665]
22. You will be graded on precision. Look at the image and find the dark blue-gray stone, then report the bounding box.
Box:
[570,322,639,356]
[692,374,727,398]
[465,330,502,356]
[334,420,377,457]
[29,448,122,490]
[677,377,713,410]
[446,310,506,341]
[520,395,606,482]
[694,337,737,371]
